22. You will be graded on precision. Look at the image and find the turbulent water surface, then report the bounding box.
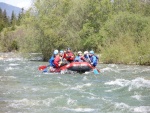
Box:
[0,54,150,113]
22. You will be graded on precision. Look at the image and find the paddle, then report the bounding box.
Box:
[38,65,47,71]
[93,68,100,74]
[42,67,48,72]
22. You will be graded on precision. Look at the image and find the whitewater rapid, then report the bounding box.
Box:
[0,54,150,113]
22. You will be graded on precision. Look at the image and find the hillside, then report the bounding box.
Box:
[0,2,22,17]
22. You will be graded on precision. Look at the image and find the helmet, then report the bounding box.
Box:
[53,50,59,55]
[89,50,94,54]
[60,50,64,54]
[67,48,71,51]
[78,51,82,54]
[84,51,88,54]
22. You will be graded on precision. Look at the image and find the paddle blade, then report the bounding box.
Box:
[93,69,99,74]
[97,69,100,73]
[42,67,48,72]
[38,65,47,71]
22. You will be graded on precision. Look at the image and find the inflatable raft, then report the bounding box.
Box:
[39,62,99,74]
[60,62,94,73]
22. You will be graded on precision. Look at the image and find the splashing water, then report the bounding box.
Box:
[0,53,150,113]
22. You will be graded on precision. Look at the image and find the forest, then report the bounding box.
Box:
[0,0,150,65]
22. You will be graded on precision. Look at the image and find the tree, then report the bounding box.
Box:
[17,8,24,25]
[0,8,4,31]
[10,11,17,30]
[16,0,150,65]
[2,9,9,28]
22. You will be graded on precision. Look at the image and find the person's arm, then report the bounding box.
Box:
[80,56,84,61]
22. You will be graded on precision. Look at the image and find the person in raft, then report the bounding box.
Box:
[74,51,85,62]
[49,49,59,68]
[89,50,98,67]
[83,51,91,63]
[54,50,68,68]
[63,48,75,63]
[59,50,68,66]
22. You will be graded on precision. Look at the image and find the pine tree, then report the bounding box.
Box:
[0,8,2,19]
[0,8,4,31]
[10,11,17,30]
[17,8,24,26]
[2,9,9,28]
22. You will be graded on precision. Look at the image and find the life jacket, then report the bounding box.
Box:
[84,54,89,59]
[64,51,75,62]
[54,55,61,68]
[90,55,98,67]
[49,55,56,67]
[95,55,99,61]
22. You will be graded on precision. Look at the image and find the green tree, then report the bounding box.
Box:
[0,8,4,31]
[14,0,150,65]
[2,9,9,28]
[10,11,17,30]
[17,8,24,26]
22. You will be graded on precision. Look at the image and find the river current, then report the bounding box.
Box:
[0,54,150,113]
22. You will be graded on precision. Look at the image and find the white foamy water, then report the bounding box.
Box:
[67,98,77,106]
[0,54,150,113]
[4,67,14,71]
[114,102,130,110]
[133,106,150,113]
[9,98,50,108]
[23,86,47,92]
[9,96,64,108]
[71,83,92,90]
[105,77,150,91]
[131,94,142,101]
[105,79,129,87]
[0,76,17,84]
[59,107,95,112]
[141,68,150,73]
[9,98,41,108]
[4,66,19,71]
[4,57,24,61]
[9,63,20,66]
[113,102,150,113]
[0,76,16,79]
[100,67,120,73]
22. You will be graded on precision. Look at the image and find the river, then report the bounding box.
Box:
[0,53,150,113]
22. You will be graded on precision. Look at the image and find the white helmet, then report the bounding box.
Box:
[84,51,88,54]
[53,50,59,55]
[78,51,82,54]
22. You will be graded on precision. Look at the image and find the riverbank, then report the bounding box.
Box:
[0,52,21,60]
[0,52,149,66]
[0,52,43,61]
[100,56,150,66]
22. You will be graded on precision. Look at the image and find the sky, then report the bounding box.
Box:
[0,0,32,9]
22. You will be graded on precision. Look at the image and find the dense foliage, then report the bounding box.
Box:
[0,0,150,65]
[0,8,23,51]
